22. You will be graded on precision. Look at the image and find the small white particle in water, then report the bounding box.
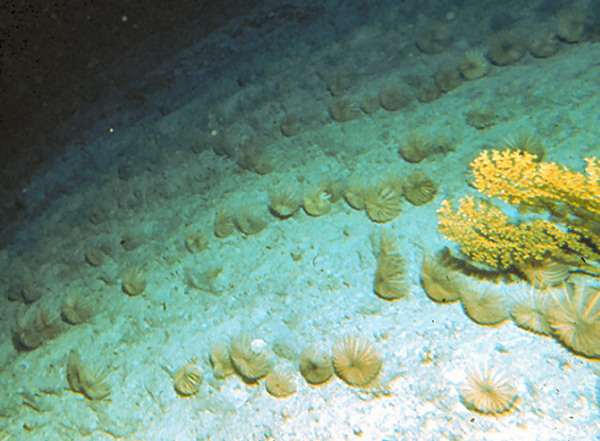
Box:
[251,339,266,353]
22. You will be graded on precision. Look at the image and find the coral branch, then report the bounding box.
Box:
[471,150,600,222]
[438,150,600,270]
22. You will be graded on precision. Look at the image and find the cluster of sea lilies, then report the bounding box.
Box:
[56,149,600,422]
[6,134,599,426]
[197,145,599,418]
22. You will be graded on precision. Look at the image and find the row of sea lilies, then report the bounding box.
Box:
[59,331,519,418]
[212,164,439,241]
[55,238,591,420]
[209,132,449,240]
[171,332,521,417]
[422,247,600,361]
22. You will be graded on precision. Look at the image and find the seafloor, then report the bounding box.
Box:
[1,0,600,440]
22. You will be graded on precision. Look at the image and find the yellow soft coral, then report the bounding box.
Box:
[471,150,600,220]
[438,150,600,270]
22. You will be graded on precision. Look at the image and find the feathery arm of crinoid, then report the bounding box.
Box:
[438,150,600,270]
[471,150,600,250]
